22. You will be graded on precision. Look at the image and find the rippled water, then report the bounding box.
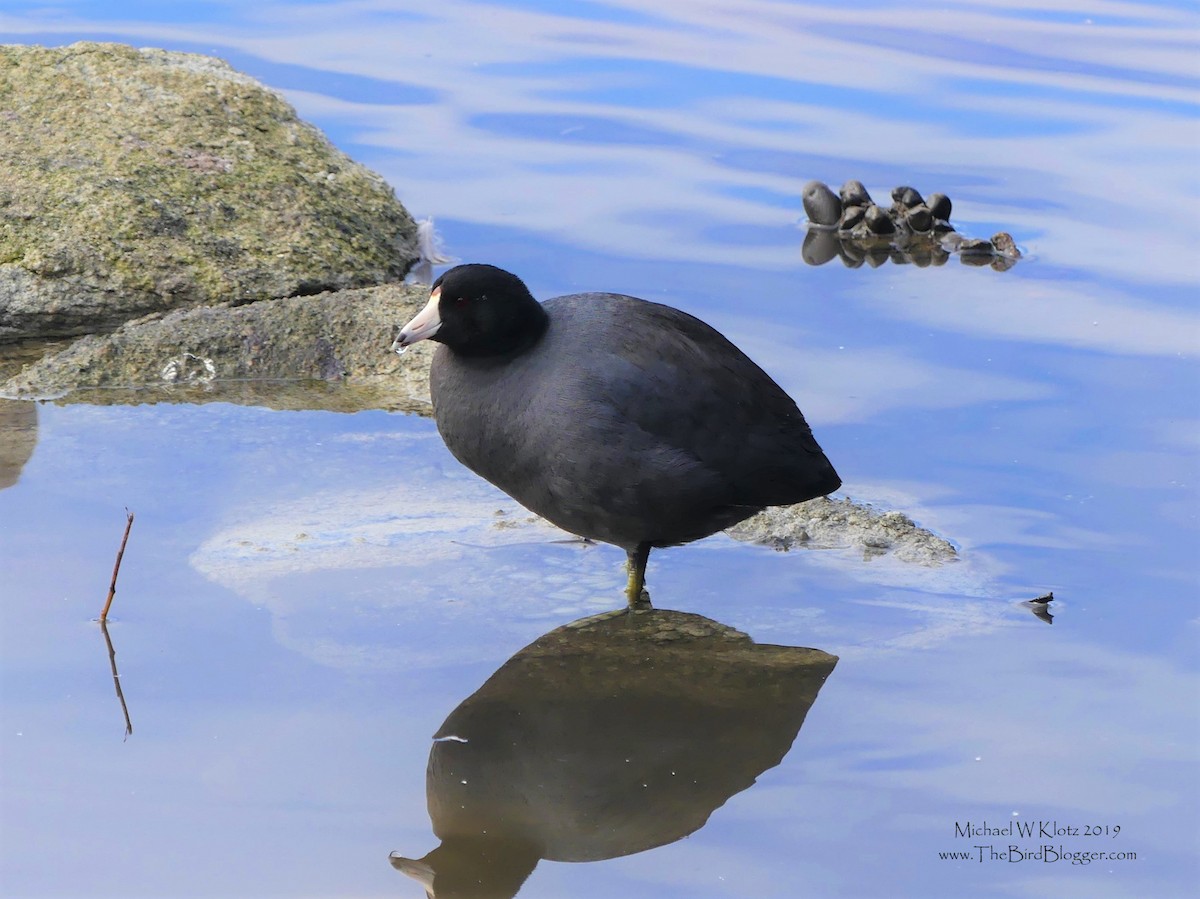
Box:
[2,2,1197,897]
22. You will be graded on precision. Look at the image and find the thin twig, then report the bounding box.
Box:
[99,510,134,622]
[99,619,134,739]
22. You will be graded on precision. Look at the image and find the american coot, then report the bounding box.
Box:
[395,264,840,607]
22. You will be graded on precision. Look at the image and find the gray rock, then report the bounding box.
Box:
[839,179,872,208]
[904,205,933,233]
[801,180,841,226]
[891,185,923,209]
[991,231,1021,258]
[727,496,957,566]
[0,42,420,342]
[927,192,952,221]
[864,204,895,235]
[1,283,435,412]
[838,204,866,232]
[959,238,996,257]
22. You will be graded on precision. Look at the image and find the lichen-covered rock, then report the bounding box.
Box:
[727,495,957,565]
[0,42,419,341]
[1,283,435,412]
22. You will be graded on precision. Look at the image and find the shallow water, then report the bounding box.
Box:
[1,2,1198,897]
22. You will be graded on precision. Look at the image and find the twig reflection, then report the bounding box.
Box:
[99,619,133,740]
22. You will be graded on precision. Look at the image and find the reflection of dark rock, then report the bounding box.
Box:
[0,399,37,490]
[801,179,1020,270]
[0,42,419,343]
[1,283,434,413]
[391,608,838,899]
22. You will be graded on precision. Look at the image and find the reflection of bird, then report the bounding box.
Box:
[395,264,840,605]
[1025,591,1055,624]
[390,608,838,899]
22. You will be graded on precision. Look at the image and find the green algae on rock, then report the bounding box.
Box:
[0,42,419,341]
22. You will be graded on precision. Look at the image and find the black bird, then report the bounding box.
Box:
[395,264,840,606]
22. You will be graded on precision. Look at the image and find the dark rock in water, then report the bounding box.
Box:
[839,179,872,208]
[959,238,995,256]
[864,205,896,235]
[927,192,952,221]
[905,205,933,233]
[959,239,996,266]
[799,178,1017,272]
[891,186,924,209]
[991,232,1020,258]
[801,181,842,226]
[801,229,840,266]
[838,205,866,232]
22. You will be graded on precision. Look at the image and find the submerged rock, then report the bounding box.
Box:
[0,42,420,342]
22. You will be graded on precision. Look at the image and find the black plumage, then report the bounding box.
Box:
[396,263,840,605]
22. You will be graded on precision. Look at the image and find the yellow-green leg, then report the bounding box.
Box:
[625,543,652,608]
